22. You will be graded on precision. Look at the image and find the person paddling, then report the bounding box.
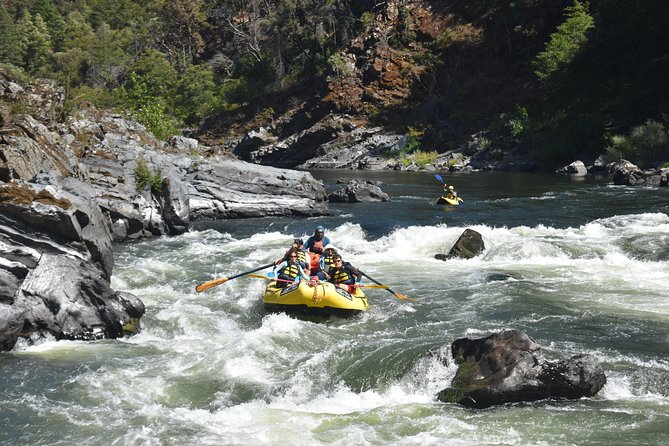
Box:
[273,248,309,288]
[304,225,330,255]
[326,253,362,293]
[315,244,337,280]
[280,238,308,271]
[444,184,458,200]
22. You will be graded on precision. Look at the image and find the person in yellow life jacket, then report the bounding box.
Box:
[280,239,308,271]
[326,254,362,293]
[315,244,337,280]
[273,248,309,288]
[444,184,458,200]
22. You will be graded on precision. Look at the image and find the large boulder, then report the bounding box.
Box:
[435,229,485,260]
[0,180,144,351]
[437,329,606,408]
[327,179,390,203]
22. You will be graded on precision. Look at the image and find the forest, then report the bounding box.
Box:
[1,0,668,169]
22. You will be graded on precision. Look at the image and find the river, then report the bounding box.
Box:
[2,171,669,445]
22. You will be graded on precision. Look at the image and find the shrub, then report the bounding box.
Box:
[499,105,529,137]
[135,158,164,193]
[414,150,439,167]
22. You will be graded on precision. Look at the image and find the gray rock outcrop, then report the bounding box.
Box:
[0,180,145,351]
[436,329,606,408]
[327,179,390,203]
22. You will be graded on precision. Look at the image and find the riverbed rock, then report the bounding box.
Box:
[327,179,390,203]
[435,229,485,260]
[558,160,588,176]
[436,329,606,408]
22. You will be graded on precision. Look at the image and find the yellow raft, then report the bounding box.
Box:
[262,280,368,317]
[435,195,464,205]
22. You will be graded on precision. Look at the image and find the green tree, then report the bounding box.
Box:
[174,64,218,124]
[532,0,594,82]
[87,22,132,87]
[0,4,14,63]
[122,72,177,140]
[31,0,67,51]
[24,13,53,75]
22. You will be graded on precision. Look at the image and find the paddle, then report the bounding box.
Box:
[434,173,444,183]
[359,271,414,301]
[195,262,276,292]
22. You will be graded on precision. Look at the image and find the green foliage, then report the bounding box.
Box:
[174,64,219,125]
[135,158,164,193]
[121,72,177,140]
[328,53,355,78]
[606,120,669,166]
[533,1,594,82]
[413,150,439,167]
[360,12,375,29]
[382,126,423,158]
[498,105,530,138]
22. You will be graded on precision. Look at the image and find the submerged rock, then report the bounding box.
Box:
[436,329,606,408]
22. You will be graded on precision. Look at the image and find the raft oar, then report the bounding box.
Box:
[434,173,444,183]
[195,262,276,292]
[359,271,414,301]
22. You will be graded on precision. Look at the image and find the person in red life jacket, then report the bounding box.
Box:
[304,226,331,275]
[273,248,309,288]
[315,244,337,280]
[304,225,330,255]
[326,253,362,293]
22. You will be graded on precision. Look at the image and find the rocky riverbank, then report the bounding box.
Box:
[1,69,329,351]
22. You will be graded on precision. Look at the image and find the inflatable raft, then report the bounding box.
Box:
[435,195,463,205]
[262,279,368,317]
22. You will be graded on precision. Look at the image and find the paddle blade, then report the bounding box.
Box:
[393,292,415,302]
[434,174,443,182]
[195,277,229,292]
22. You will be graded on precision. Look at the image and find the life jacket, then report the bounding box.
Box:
[296,250,308,267]
[311,239,324,253]
[308,252,320,271]
[279,263,299,280]
[332,267,353,285]
[322,255,335,270]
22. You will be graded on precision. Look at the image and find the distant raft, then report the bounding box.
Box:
[435,195,464,205]
[262,280,368,317]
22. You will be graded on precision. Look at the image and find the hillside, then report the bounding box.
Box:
[2,0,668,169]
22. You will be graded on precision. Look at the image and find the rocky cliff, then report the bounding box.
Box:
[0,68,329,351]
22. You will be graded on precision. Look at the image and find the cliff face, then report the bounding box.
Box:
[0,68,330,351]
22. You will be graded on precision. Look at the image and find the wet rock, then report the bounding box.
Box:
[435,229,485,260]
[0,180,146,350]
[436,329,606,408]
[558,160,588,176]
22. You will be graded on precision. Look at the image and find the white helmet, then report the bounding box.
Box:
[448,185,454,190]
